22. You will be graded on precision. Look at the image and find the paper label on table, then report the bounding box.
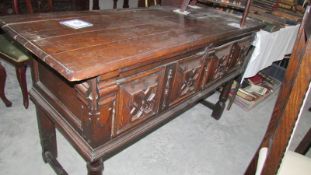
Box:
[173,9,190,15]
[188,5,202,9]
[60,19,93,29]
[228,22,241,29]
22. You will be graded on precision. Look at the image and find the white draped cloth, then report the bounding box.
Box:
[244,24,300,78]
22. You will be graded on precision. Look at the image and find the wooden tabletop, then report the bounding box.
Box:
[0,7,263,81]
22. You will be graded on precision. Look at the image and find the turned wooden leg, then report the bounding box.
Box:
[36,107,68,174]
[0,63,12,107]
[87,159,104,175]
[227,75,242,110]
[113,0,118,9]
[211,80,233,120]
[36,107,58,162]
[16,64,29,109]
[12,0,20,14]
[123,0,129,8]
[25,0,34,13]
[93,0,100,10]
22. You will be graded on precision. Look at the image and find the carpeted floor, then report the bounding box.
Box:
[0,61,310,175]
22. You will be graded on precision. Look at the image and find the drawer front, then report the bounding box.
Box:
[116,67,165,134]
[169,50,206,106]
[204,36,253,86]
[232,36,253,69]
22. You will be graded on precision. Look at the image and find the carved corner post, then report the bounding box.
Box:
[83,78,105,175]
[79,77,117,175]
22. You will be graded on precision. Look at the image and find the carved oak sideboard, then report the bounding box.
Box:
[0,6,263,175]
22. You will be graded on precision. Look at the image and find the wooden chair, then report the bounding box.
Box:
[12,0,53,14]
[0,0,41,108]
[0,34,34,108]
[245,5,311,175]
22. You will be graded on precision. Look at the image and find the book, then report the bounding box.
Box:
[247,74,264,85]
[231,72,281,110]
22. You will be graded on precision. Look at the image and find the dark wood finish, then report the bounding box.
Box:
[295,128,311,155]
[245,6,311,175]
[12,0,33,14]
[240,0,252,27]
[0,7,263,174]
[36,106,58,163]
[0,62,12,107]
[87,160,104,175]
[15,64,29,108]
[211,80,233,119]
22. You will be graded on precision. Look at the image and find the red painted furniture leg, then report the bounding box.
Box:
[0,63,12,107]
[16,65,28,109]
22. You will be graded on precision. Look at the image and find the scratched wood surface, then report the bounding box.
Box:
[0,7,262,81]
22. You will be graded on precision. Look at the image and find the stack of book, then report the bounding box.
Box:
[253,0,277,12]
[232,72,281,110]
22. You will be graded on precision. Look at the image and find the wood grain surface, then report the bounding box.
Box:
[0,7,262,81]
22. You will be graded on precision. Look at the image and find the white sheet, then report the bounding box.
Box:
[243,24,300,78]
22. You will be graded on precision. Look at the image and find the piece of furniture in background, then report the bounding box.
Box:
[0,6,263,175]
[0,0,38,108]
[0,0,93,14]
[12,0,35,13]
[0,62,12,107]
[0,35,33,108]
[198,0,248,11]
[276,0,298,10]
[245,5,310,175]
[295,128,311,155]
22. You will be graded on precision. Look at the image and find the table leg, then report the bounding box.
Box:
[87,159,104,175]
[113,0,118,9]
[227,75,242,110]
[123,0,129,8]
[36,107,69,174]
[36,107,58,163]
[0,63,12,107]
[211,80,233,119]
[16,64,29,109]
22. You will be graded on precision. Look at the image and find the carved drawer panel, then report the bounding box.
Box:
[169,51,206,106]
[116,67,165,134]
[229,36,253,70]
[203,36,252,87]
[206,41,234,83]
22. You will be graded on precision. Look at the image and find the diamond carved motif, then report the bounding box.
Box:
[116,68,164,134]
[169,54,204,106]
[130,86,157,121]
[180,68,200,96]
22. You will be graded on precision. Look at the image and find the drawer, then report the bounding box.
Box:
[169,50,206,106]
[115,67,165,134]
[203,36,253,87]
